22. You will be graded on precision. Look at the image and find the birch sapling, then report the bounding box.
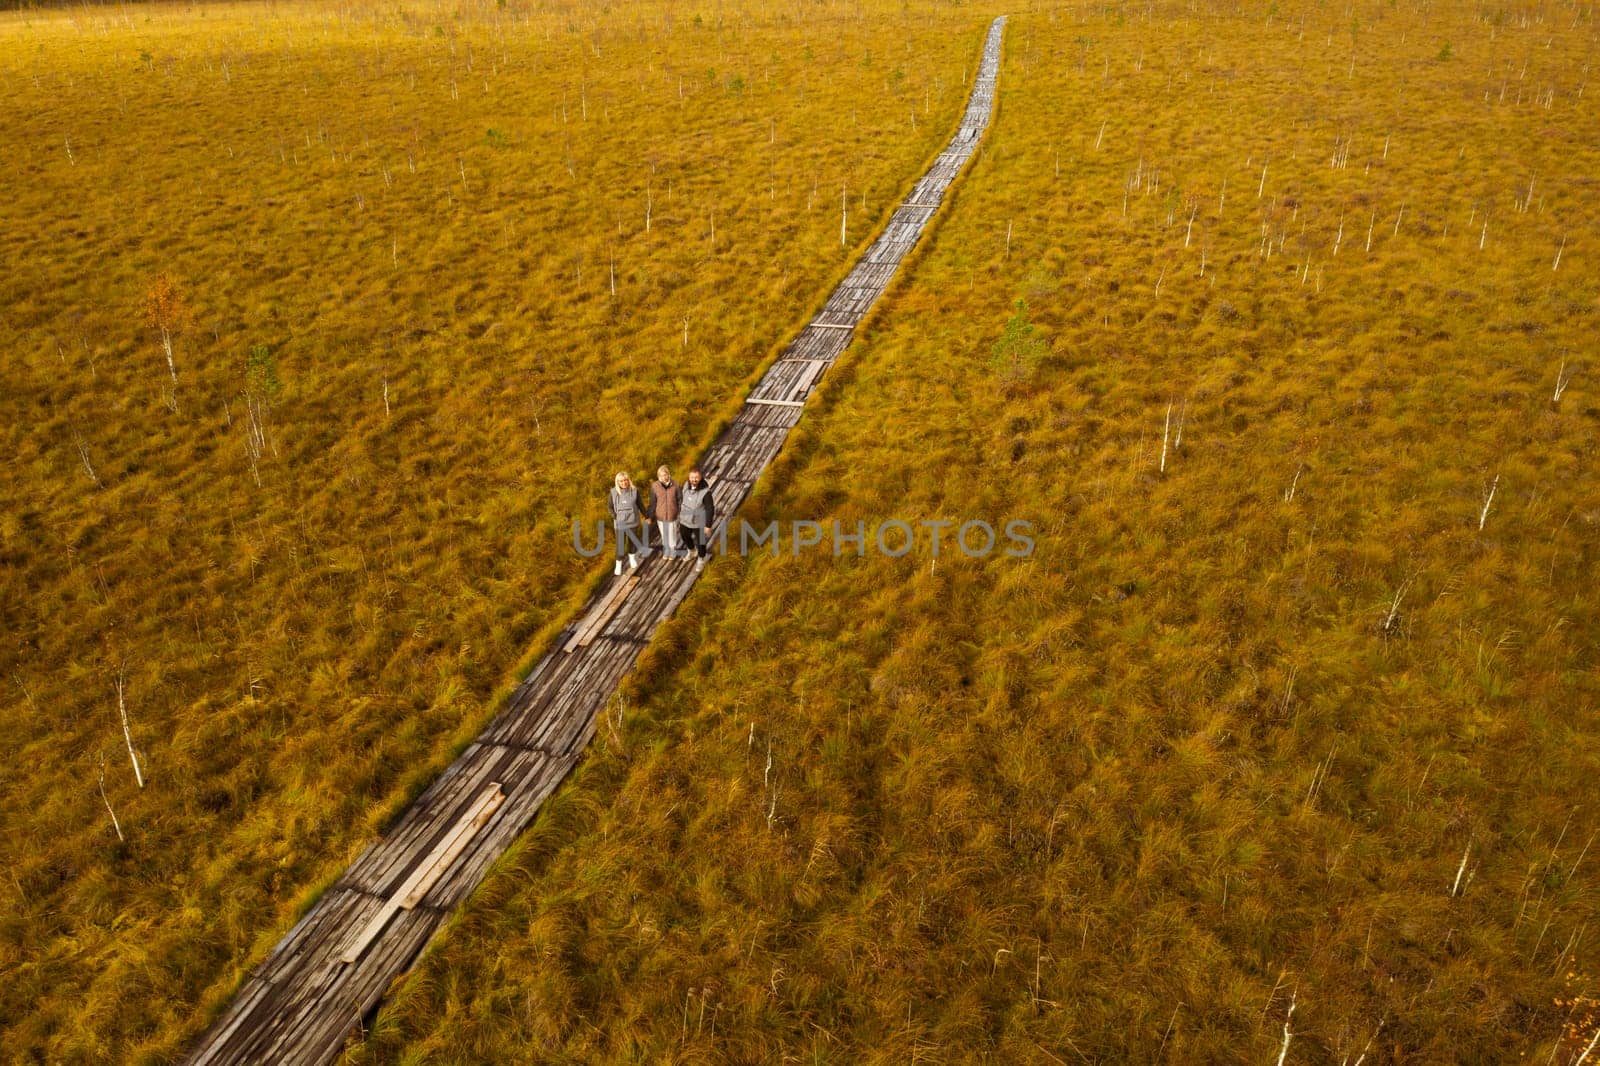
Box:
[144,274,188,388]
[1451,841,1472,896]
[1276,991,1297,1066]
[98,756,124,843]
[1553,361,1573,404]
[1382,578,1410,634]
[116,666,144,789]
[73,430,100,486]
[1159,402,1172,472]
[1478,473,1498,530]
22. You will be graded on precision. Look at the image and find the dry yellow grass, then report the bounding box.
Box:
[0,0,994,1059]
[348,0,1600,1061]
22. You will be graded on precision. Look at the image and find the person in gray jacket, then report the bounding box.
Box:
[608,471,648,575]
[678,468,716,569]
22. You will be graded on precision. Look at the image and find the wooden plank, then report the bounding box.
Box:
[563,575,638,652]
[340,784,505,964]
[745,397,806,408]
[807,321,855,330]
[396,785,507,907]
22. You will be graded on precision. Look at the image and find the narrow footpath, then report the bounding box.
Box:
[186,17,1006,1063]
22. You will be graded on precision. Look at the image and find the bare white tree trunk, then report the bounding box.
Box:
[1276,991,1297,1066]
[1574,1022,1600,1065]
[1554,361,1574,404]
[73,430,100,486]
[1382,579,1410,633]
[98,759,125,843]
[116,667,144,789]
[1159,402,1172,473]
[161,327,177,383]
[1451,841,1472,896]
[1478,474,1499,530]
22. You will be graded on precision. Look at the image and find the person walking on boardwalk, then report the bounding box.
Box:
[650,465,683,558]
[679,467,716,570]
[609,471,648,575]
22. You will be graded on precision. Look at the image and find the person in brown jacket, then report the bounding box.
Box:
[650,465,683,558]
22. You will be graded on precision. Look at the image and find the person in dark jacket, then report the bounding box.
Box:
[608,471,648,575]
[678,468,716,569]
[650,466,682,558]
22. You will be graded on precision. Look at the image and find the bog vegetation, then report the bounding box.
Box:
[3,0,1598,1061]
[0,0,985,1058]
[352,0,1600,1062]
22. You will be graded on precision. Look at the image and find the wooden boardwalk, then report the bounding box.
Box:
[185,17,1006,1064]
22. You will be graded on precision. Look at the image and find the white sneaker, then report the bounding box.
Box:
[694,557,706,572]
[613,560,622,576]
[628,554,639,571]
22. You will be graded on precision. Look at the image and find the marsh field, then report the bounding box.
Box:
[2,0,1598,1060]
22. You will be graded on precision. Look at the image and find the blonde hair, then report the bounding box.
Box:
[657,465,672,479]
[614,471,631,488]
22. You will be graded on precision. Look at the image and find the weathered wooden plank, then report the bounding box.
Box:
[341,784,506,964]
[566,574,639,651]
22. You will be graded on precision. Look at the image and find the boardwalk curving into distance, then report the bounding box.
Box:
[186,17,1006,1064]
